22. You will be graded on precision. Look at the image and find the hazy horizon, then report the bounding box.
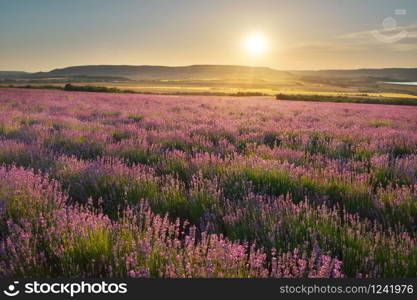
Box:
[1,0,416,72]
[4,63,417,74]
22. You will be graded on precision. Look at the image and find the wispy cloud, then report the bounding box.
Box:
[338,23,417,51]
[286,23,417,56]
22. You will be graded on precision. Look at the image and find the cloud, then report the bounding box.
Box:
[338,23,417,51]
[285,23,417,56]
[342,24,417,39]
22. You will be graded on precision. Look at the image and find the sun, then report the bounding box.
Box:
[244,33,268,56]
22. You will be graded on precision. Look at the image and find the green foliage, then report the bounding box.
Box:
[44,135,105,159]
[111,130,132,143]
[369,120,392,128]
[127,115,144,122]
[64,83,127,93]
[276,93,417,106]
[263,132,281,148]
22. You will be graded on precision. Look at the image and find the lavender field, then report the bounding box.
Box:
[0,87,416,278]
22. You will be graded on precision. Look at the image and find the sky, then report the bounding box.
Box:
[0,0,416,72]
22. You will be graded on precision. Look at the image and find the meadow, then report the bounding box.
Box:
[0,87,416,278]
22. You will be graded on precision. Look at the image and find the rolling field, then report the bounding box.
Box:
[0,88,417,278]
[3,80,417,99]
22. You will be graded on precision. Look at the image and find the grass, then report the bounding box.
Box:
[276,93,417,106]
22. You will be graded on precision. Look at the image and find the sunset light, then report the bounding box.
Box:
[244,33,268,57]
[0,0,416,286]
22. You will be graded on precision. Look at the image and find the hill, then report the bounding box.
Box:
[1,65,417,83]
[0,71,29,78]
[32,65,294,81]
[292,68,417,81]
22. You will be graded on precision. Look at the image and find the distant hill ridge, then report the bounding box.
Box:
[292,68,417,81]
[1,65,417,81]
[38,65,293,80]
[37,65,293,80]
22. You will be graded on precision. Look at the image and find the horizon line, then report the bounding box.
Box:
[3,63,417,74]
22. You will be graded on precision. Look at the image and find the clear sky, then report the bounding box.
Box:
[0,0,416,71]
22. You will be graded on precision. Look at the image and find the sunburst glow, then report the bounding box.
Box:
[244,33,268,56]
